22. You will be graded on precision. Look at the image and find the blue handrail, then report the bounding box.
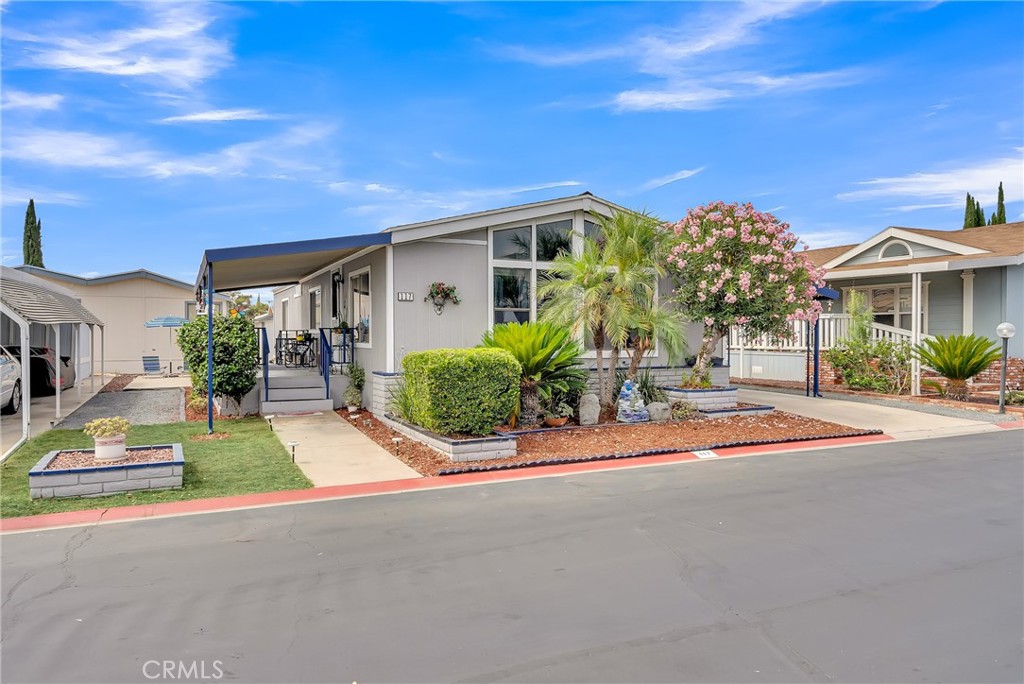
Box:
[319,328,332,399]
[260,327,270,401]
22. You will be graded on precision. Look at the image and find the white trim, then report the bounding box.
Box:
[878,239,914,262]
[385,245,395,372]
[961,269,975,335]
[349,266,373,349]
[423,238,488,246]
[307,286,322,329]
[299,245,384,284]
[823,227,987,270]
[911,272,922,395]
[389,197,619,244]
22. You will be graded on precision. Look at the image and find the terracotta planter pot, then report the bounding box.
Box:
[93,434,127,462]
[544,416,569,428]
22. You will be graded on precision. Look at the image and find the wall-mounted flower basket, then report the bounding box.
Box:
[425,282,460,315]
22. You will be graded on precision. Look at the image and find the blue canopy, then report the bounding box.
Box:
[144,315,189,328]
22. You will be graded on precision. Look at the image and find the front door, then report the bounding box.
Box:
[309,288,321,330]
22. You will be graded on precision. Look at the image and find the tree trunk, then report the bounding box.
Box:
[690,326,725,387]
[628,339,651,379]
[946,378,969,402]
[603,347,621,408]
[519,381,542,425]
[593,328,608,409]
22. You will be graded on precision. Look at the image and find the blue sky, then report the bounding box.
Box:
[2,1,1022,291]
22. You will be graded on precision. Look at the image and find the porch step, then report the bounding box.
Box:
[261,375,326,389]
[267,386,330,401]
[260,398,335,415]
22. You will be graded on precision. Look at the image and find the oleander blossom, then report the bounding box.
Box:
[665,200,826,384]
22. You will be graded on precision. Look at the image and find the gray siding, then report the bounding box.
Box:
[393,240,490,363]
[841,239,956,266]
[975,265,1023,357]
[731,350,807,382]
[341,249,388,399]
[830,272,963,336]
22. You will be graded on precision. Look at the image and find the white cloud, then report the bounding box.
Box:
[159,109,278,124]
[6,3,231,88]
[1,90,64,110]
[1,182,85,207]
[837,151,1024,207]
[800,229,866,249]
[3,123,336,180]
[639,167,705,192]
[494,2,852,112]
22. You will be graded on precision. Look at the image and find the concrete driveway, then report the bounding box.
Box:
[739,388,1010,440]
[2,431,1020,683]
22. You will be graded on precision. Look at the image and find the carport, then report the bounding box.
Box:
[0,274,105,459]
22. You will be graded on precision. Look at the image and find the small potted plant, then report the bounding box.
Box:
[343,385,362,413]
[543,401,574,428]
[82,416,132,462]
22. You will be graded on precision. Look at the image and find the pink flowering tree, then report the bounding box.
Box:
[666,201,826,386]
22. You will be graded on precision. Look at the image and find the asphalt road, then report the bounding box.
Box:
[2,431,1022,684]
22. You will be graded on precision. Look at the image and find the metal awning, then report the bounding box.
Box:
[0,276,104,326]
[195,232,392,292]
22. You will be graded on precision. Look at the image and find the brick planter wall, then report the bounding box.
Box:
[379,414,517,462]
[28,444,184,499]
[662,386,739,411]
[973,357,1024,388]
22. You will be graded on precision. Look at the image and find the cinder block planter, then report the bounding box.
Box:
[379,415,517,462]
[700,404,774,418]
[28,444,184,499]
[662,386,739,411]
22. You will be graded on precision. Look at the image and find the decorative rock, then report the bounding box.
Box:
[578,393,600,426]
[647,402,670,422]
[616,379,649,423]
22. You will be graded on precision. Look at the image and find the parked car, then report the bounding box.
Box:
[7,346,75,396]
[0,346,22,414]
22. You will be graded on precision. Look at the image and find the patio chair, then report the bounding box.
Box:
[142,355,163,376]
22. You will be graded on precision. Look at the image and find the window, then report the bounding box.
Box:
[584,219,601,243]
[847,283,928,332]
[878,240,913,261]
[309,288,321,329]
[493,267,530,324]
[493,226,532,260]
[185,301,196,320]
[536,219,573,261]
[350,269,371,346]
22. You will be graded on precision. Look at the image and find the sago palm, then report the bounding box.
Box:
[480,321,589,426]
[913,334,1001,401]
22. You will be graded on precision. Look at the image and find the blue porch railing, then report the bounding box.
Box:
[260,327,270,401]
[319,328,332,400]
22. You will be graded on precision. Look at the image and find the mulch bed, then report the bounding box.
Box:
[45,446,173,470]
[338,409,870,477]
[99,374,140,393]
[183,389,242,422]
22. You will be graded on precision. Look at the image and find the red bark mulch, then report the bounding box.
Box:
[45,446,173,470]
[338,408,868,477]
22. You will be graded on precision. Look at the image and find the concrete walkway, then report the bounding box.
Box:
[269,411,420,487]
[740,388,1006,441]
[124,375,192,390]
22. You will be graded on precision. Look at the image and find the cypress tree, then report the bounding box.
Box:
[22,200,37,264]
[995,182,1006,224]
[990,212,997,225]
[974,199,985,228]
[963,193,976,228]
[34,219,44,267]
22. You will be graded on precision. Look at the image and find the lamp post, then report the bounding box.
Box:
[996,322,1016,414]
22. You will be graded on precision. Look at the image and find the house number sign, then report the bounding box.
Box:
[396,292,415,302]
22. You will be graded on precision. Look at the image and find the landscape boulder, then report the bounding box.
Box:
[578,393,600,426]
[647,402,670,421]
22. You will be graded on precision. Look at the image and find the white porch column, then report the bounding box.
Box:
[911,272,922,395]
[961,269,975,335]
[90,324,96,392]
[385,244,395,373]
[54,324,61,419]
[737,329,746,379]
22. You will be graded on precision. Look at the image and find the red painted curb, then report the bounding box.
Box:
[995,420,1024,429]
[1,432,893,533]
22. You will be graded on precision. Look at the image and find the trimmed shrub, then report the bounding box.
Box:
[177,315,259,410]
[403,348,520,436]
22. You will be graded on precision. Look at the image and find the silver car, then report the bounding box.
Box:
[0,346,23,415]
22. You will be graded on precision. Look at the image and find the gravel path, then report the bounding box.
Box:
[735,383,1013,424]
[56,389,185,429]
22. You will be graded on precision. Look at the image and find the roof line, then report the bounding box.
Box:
[201,232,392,265]
[14,265,222,293]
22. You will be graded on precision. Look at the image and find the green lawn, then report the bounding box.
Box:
[1,418,312,518]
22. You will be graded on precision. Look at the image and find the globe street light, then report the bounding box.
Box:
[996,322,1016,414]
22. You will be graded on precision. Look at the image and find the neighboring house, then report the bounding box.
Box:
[198,192,725,415]
[16,266,229,374]
[731,221,1024,389]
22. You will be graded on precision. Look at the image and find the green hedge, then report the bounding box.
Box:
[403,348,520,436]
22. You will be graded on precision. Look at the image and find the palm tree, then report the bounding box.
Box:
[913,334,1001,401]
[539,210,687,408]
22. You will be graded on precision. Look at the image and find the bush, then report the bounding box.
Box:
[670,400,699,420]
[347,361,366,391]
[83,416,131,438]
[403,348,520,436]
[1006,390,1024,406]
[480,321,588,426]
[178,315,259,410]
[387,378,416,422]
[913,334,1001,401]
